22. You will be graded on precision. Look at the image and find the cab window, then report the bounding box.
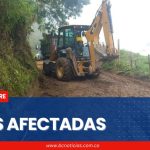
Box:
[64,28,74,47]
[58,31,64,48]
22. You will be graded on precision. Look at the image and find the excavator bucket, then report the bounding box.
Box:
[93,0,119,60]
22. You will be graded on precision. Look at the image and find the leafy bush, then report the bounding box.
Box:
[0,0,38,96]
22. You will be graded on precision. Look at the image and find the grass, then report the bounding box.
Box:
[102,50,150,78]
[0,39,38,96]
[0,55,38,96]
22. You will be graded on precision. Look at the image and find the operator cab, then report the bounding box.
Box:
[57,25,90,60]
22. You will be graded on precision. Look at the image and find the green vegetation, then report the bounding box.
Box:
[37,0,90,32]
[102,50,150,78]
[0,0,38,96]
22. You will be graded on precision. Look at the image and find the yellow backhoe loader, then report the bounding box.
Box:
[43,0,118,81]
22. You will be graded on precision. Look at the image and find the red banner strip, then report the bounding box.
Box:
[0,142,150,150]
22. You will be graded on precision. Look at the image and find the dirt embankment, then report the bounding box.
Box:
[32,61,150,97]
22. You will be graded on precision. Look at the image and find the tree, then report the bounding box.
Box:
[0,0,36,56]
[37,0,90,32]
[0,0,36,33]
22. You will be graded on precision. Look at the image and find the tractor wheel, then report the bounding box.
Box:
[56,57,73,81]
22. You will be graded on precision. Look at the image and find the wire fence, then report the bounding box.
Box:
[117,51,150,77]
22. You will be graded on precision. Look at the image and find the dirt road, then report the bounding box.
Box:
[34,61,150,97]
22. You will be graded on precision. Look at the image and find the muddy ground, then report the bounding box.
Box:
[33,61,150,97]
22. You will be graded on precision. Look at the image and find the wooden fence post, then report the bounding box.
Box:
[129,52,133,69]
[148,55,150,75]
[117,39,120,63]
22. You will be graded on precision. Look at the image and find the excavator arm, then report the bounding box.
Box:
[85,0,118,72]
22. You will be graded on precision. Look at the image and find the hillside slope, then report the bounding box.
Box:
[0,0,38,96]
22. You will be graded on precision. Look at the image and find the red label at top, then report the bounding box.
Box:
[0,91,8,103]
